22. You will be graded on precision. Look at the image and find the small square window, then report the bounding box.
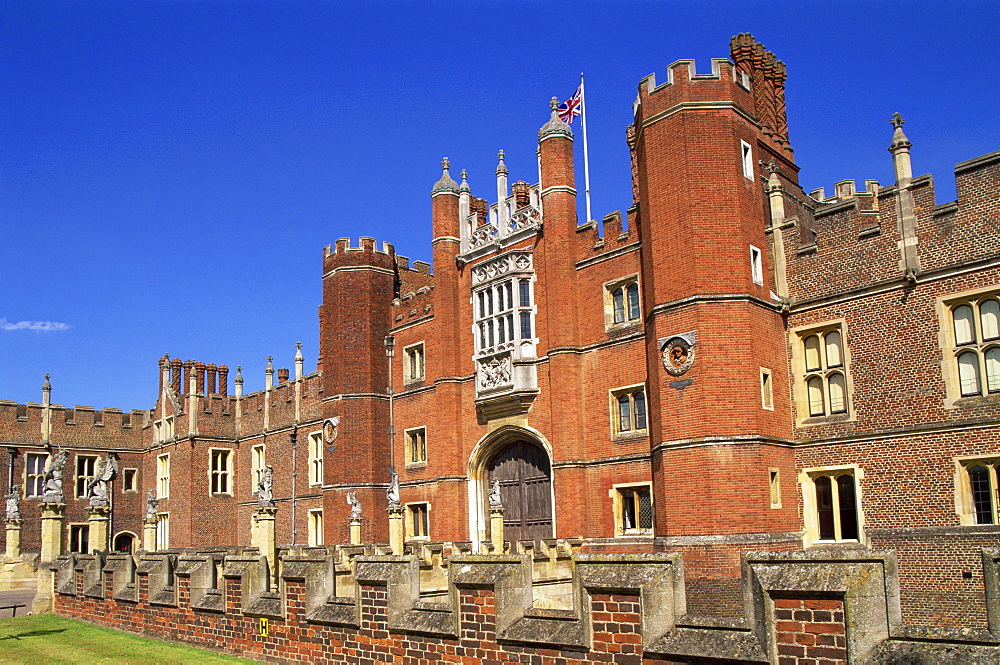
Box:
[308,432,323,486]
[750,245,763,286]
[155,512,169,550]
[25,452,49,497]
[209,449,232,495]
[769,468,781,508]
[612,485,653,535]
[941,291,1000,404]
[403,343,425,384]
[407,503,429,540]
[157,454,170,499]
[741,140,754,180]
[801,467,862,545]
[760,368,774,410]
[604,276,641,329]
[308,509,324,546]
[956,457,1000,526]
[75,455,98,499]
[792,322,852,423]
[406,427,427,467]
[70,524,90,554]
[123,468,138,492]
[611,386,647,437]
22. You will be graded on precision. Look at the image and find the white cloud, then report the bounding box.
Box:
[0,318,71,332]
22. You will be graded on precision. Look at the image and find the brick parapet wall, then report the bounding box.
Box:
[50,549,1000,663]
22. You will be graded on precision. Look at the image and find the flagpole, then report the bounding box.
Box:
[580,72,593,224]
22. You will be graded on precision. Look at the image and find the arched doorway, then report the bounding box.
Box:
[487,440,553,544]
[113,531,137,553]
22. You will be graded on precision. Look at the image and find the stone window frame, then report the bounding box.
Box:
[603,274,642,331]
[122,468,138,493]
[760,367,774,410]
[741,140,754,180]
[155,512,169,550]
[954,454,1000,525]
[406,502,430,540]
[769,468,782,508]
[610,482,654,537]
[24,452,48,498]
[208,448,233,496]
[251,444,266,491]
[307,431,323,487]
[609,384,648,439]
[153,416,175,444]
[75,454,98,499]
[308,509,324,546]
[799,464,865,547]
[405,426,427,469]
[473,274,537,358]
[403,342,426,385]
[789,319,856,426]
[156,453,170,499]
[750,245,764,285]
[69,523,90,554]
[937,286,1000,408]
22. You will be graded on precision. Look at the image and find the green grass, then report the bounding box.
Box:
[0,613,260,664]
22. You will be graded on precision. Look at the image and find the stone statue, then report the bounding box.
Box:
[488,477,502,509]
[347,491,362,519]
[5,485,21,520]
[87,455,119,506]
[145,489,159,519]
[386,469,400,509]
[256,465,274,507]
[42,451,68,502]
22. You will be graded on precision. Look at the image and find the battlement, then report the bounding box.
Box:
[326,236,394,256]
[0,400,147,430]
[54,548,1000,662]
[633,57,751,116]
[574,209,638,259]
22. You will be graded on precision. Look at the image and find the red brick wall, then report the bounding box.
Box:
[774,598,847,665]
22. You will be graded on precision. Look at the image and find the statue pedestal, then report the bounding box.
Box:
[87,504,111,553]
[142,517,158,551]
[5,518,24,559]
[387,506,404,555]
[349,516,363,545]
[34,502,66,613]
[251,505,277,586]
[490,507,505,554]
[39,502,65,563]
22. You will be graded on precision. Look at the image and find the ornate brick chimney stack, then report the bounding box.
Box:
[730,33,791,156]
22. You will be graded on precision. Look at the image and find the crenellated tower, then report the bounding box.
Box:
[631,40,798,543]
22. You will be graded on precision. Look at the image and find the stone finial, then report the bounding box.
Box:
[539,96,573,140]
[42,373,51,392]
[496,150,508,176]
[431,156,459,194]
[294,342,303,360]
[235,366,244,384]
[459,169,469,193]
[266,356,274,373]
[888,112,912,183]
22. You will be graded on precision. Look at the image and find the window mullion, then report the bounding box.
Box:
[830,476,842,541]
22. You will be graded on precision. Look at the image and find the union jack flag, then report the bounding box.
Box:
[557,84,582,124]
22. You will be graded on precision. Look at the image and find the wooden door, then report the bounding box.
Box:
[487,440,552,544]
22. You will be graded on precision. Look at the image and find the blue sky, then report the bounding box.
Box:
[2,1,998,412]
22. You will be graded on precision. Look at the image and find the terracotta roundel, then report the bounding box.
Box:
[662,337,694,376]
[322,417,340,444]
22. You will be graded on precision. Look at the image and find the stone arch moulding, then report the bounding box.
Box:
[466,424,556,552]
[112,530,139,553]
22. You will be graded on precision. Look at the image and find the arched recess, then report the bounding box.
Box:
[467,425,555,551]
[112,530,138,554]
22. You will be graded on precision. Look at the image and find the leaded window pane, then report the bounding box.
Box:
[824,330,843,368]
[837,474,858,540]
[618,395,631,431]
[621,490,635,530]
[804,335,821,371]
[954,305,976,345]
[519,280,530,307]
[613,288,625,323]
[807,376,825,416]
[815,476,835,540]
[958,351,982,396]
[982,300,1000,341]
[986,348,1000,393]
[520,311,532,340]
[634,392,647,430]
[638,489,652,529]
[970,465,994,524]
[828,373,847,414]
[627,283,640,320]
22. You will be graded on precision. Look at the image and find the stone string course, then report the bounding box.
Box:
[52,549,1000,663]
